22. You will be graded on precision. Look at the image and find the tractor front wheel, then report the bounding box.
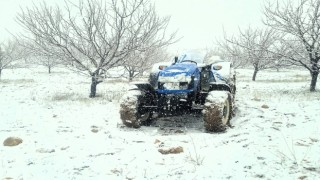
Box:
[119,90,153,128]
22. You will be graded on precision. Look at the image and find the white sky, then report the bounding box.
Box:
[0,0,264,53]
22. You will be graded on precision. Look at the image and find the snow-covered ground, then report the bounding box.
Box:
[0,67,320,179]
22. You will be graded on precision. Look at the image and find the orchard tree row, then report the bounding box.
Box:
[217,0,320,91]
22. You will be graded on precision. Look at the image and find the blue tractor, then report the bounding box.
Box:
[119,52,236,132]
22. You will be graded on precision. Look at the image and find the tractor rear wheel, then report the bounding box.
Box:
[119,90,153,128]
[203,91,232,132]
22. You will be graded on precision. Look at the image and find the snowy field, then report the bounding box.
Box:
[1,67,320,179]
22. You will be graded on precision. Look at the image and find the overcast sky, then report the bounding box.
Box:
[0,0,264,53]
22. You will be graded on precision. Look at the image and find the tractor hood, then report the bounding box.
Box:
[157,62,200,92]
[159,63,197,77]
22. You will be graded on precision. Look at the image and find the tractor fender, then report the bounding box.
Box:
[209,82,231,93]
[130,82,157,95]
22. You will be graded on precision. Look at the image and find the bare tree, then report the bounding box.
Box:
[202,48,218,63]
[29,55,61,74]
[0,40,25,79]
[19,39,63,73]
[215,39,249,69]
[17,0,176,97]
[264,0,320,91]
[219,27,282,81]
[123,47,169,81]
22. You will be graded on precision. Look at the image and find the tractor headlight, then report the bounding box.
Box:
[158,76,168,82]
[159,82,189,90]
[158,74,192,90]
[158,75,192,83]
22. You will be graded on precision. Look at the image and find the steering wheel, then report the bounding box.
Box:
[181,60,197,64]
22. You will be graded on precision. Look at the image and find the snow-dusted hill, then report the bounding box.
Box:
[0,67,319,179]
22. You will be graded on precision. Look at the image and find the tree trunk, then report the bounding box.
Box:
[89,79,98,98]
[252,68,258,81]
[129,70,134,81]
[89,70,103,98]
[310,71,319,92]
[48,66,51,74]
[0,68,2,80]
